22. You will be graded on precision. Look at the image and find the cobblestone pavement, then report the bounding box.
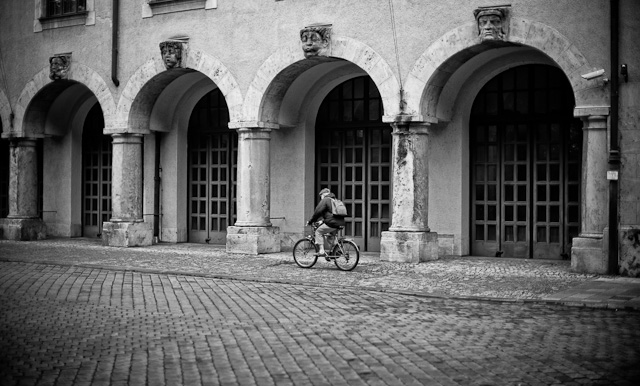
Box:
[0,239,619,304]
[1,261,639,386]
[2,239,640,385]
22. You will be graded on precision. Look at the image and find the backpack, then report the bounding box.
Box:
[330,198,348,217]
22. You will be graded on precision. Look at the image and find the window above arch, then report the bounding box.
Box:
[143,0,217,18]
[34,0,95,32]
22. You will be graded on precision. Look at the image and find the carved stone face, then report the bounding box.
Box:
[477,14,503,41]
[160,43,182,69]
[301,30,327,58]
[49,56,69,80]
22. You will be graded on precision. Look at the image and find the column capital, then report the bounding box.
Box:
[8,137,38,147]
[111,133,144,143]
[574,106,610,118]
[390,121,431,135]
[228,121,279,130]
[236,127,272,141]
[580,115,608,130]
[382,114,438,124]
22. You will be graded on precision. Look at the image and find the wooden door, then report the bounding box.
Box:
[187,88,236,244]
[316,76,391,251]
[471,65,581,259]
[82,104,112,238]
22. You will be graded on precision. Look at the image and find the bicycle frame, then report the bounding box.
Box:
[306,223,359,257]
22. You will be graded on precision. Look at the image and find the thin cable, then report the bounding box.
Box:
[388,0,405,111]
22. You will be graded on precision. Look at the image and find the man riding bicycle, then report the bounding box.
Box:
[306,188,346,257]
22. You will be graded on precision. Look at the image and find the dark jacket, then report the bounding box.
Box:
[308,193,346,228]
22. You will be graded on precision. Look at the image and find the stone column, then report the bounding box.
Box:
[380,122,438,262]
[226,125,280,254]
[102,133,152,247]
[0,138,46,240]
[571,109,609,273]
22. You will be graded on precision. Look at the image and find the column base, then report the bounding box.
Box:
[0,218,47,241]
[571,233,607,274]
[380,231,438,263]
[226,226,281,255]
[619,226,640,277]
[102,221,153,247]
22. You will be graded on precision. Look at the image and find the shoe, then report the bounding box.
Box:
[314,252,327,257]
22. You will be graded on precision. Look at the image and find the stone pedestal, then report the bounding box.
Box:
[226,125,281,254]
[0,218,47,241]
[380,122,438,262]
[570,110,609,273]
[102,221,153,247]
[381,231,438,263]
[102,134,152,247]
[226,226,280,255]
[571,234,607,274]
[0,138,47,241]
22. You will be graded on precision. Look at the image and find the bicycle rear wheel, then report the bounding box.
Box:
[332,240,359,271]
[293,239,318,268]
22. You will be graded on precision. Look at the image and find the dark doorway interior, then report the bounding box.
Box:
[470,64,582,259]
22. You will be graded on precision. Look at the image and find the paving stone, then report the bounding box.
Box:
[1,242,640,385]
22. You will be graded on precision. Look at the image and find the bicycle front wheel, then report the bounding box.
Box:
[293,239,318,268]
[332,240,360,271]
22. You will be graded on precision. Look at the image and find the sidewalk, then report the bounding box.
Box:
[1,238,639,310]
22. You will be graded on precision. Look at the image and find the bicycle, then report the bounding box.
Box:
[292,222,360,271]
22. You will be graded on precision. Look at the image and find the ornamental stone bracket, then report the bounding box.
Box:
[159,38,189,70]
[300,24,332,59]
[473,6,510,43]
[49,53,71,80]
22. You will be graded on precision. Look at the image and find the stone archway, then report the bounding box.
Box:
[242,36,401,126]
[11,63,116,137]
[404,18,599,122]
[112,49,243,133]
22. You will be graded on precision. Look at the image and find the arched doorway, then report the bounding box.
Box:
[82,103,112,238]
[187,88,237,244]
[470,64,582,259]
[316,76,391,251]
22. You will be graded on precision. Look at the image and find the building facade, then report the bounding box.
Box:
[0,0,638,276]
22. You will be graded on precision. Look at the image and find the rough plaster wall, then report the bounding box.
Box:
[0,0,612,118]
[617,0,640,276]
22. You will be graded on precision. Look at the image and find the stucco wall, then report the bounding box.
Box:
[0,0,612,121]
[1,1,638,266]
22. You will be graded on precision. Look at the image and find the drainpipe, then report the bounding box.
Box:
[608,0,620,274]
[153,133,161,242]
[111,0,120,86]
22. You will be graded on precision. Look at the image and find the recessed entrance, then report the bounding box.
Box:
[82,103,112,238]
[0,137,8,218]
[187,88,237,244]
[316,76,391,252]
[470,64,582,259]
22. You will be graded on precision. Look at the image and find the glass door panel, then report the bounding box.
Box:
[82,104,111,238]
[471,65,581,259]
[316,76,390,252]
[187,89,236,244]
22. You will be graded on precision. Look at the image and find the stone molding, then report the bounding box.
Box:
[574,106,611,118]
[8,62,115,139]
